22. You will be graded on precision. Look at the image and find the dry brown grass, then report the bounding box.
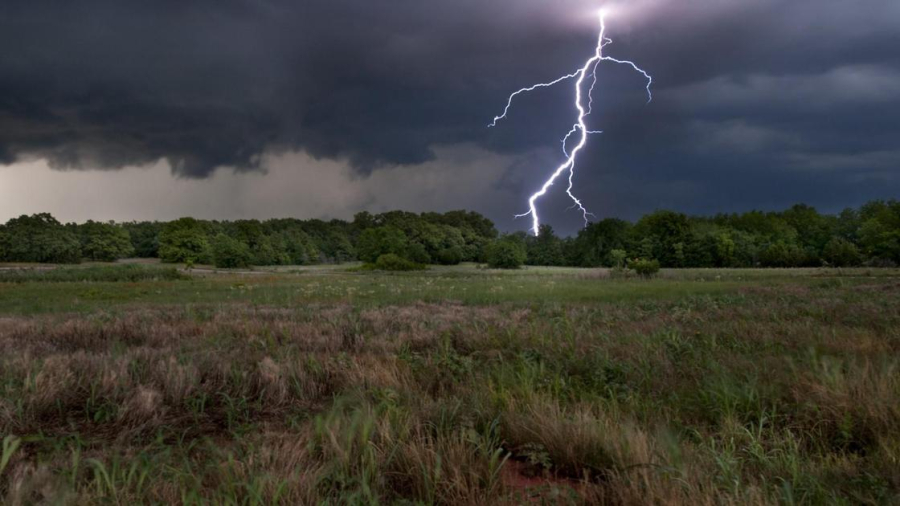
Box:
[1,276,899,503]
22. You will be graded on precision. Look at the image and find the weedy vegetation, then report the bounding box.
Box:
[0,264,898,504]
[0,264,187,284]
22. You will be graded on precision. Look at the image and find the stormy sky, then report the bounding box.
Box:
[1,0,898,234]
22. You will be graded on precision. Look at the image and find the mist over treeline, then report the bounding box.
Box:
[1,201,899,269]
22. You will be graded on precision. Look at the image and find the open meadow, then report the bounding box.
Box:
[1,263,898,504]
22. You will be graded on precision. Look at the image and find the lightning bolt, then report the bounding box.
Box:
[490,12,652,236]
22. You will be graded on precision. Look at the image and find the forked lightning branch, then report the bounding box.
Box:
[489,11,652,236]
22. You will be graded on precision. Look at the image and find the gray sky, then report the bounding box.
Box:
[1,0,898,233]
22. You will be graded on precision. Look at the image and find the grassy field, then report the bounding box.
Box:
[0,263,898,504]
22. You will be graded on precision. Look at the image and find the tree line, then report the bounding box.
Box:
[1,200,898,269]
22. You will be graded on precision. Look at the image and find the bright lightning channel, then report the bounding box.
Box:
[489,12,652,236]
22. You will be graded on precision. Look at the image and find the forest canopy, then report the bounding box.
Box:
[1,201,899,268]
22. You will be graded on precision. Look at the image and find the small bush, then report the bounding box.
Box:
[627,258,660,278]
[374,253,426,271]
[485,240,526,269]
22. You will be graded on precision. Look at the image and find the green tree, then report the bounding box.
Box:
[278,229,319,265]
[326,228,356,263]
[422,210,498,240]
[356,226,409,263]
[212,233,253,268]
[782,204,830,254]
[632,210,690,267]
[858,218,900,264]
[435,246,463,265]
[1,213,81,263]
[568,218,631,267]
[78,221,135,261]
[859,199,900,229]
[715,233,736,267]
[421,210,498,261]
[351,211,377,232]
[760,241,804,268]
[723,210,798,243]
[405,242,432,264]
[607,249,627,269]
[526,225,564,266]
[158,217,211,264]
[122,221,163,257]
[822,237,862,267]
[638,237,656,260]
[436,225,466,263]
[485,237,526,269]
[856,201,900,264]
[672,242,686,267]
[230,220,266,251]
[0,226,8,261]
[835,208,861,242]
[251,235,289,266]
[292,219,355,263]
[730,230,763,267]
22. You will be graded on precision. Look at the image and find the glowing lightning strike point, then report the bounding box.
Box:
[491,12,652,235]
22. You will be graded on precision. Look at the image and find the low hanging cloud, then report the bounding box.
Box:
[0,144,532,225]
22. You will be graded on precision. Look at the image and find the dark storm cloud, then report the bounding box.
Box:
[0,0,898,226]
[0,0,589,175]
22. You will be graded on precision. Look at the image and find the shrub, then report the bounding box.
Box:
[212,233,253,268]
[374,253,426,271]
[627,258,660,278]
[485,239,526,269]
[822,237,862,267]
